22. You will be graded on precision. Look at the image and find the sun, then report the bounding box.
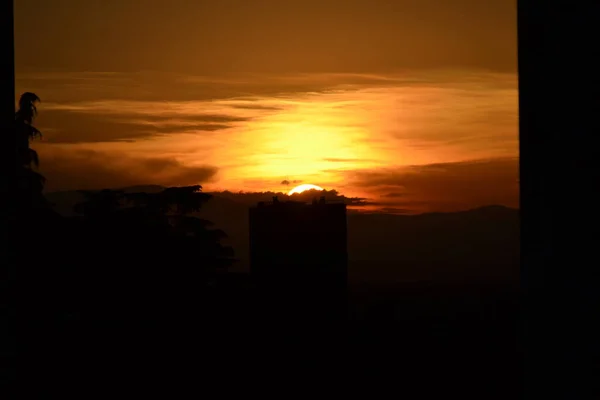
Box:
[288,184,325,195]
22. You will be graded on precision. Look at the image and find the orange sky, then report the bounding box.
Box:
[15,0,518,214]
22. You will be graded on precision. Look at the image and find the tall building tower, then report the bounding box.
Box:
[249,197,348,322]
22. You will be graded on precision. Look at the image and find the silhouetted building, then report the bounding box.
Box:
[249,198,348,321]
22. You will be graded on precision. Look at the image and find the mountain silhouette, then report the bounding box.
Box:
[45,187,519,285]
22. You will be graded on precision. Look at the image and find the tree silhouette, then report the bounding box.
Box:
[69,185,235,320]
[74,189,125,217]
[14,92,48,212]
[14,93,64,327]
[15,92,42,167]
[9,88,238,378]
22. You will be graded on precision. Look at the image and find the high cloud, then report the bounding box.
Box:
[20,70,518,213]
[344,157,519,213]
[37,147,218,192]
[34,109,250,143]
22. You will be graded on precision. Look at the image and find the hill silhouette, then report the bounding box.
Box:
[45,187,519,285]
[40,186,519,397]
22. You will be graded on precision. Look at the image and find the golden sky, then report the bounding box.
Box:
[15,0,518,214]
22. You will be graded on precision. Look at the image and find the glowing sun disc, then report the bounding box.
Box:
[288,184,325,195]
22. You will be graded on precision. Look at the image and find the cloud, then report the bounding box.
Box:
[18,70,516,104]
[34,109,247,143]
[376,207,413,215]
[381,192,407,198]
[17,71,426,105]
[346,157,519,213]
[230,104,284,111]
[18,69,518,213]
[37,147,217,192]
[19,70,516,151]
[212,189,366,208]
[280,179,302,186]
[141,114,249,124]
[323,157,377,163]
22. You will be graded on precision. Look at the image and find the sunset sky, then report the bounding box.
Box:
[15,0,518,214]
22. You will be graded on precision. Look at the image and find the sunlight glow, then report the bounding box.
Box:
[288,184,325,195]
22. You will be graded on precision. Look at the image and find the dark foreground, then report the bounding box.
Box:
[23,276,519,398]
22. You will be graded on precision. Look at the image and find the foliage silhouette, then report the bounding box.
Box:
[68,184,236,320]
[14,93,64,328]
[14,92,49,213]
[12,91,235,326]
[15,92,42,167]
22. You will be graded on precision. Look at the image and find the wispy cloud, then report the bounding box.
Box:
[342,157,519,213]
[323,157,378,163]
[381,192,408,198]
[38,147,218,192]
[22,69,518,212]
